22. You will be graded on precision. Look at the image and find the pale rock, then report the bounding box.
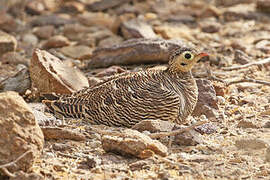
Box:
[0,91,44,174]
[102,129,168,159]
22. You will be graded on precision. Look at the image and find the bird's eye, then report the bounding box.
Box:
[183,51,193,60]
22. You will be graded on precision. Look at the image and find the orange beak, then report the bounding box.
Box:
[197,52,209,58]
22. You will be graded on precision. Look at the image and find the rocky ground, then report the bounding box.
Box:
[0,0,270,179]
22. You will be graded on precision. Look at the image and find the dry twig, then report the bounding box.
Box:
[149,121,207,139]
[0,150,32,177]
[228,78,270,86]
[222,57,270,71]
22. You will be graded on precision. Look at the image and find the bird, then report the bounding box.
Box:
[42,47,208,128]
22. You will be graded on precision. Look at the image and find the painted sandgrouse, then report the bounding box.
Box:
[43,48,208,127]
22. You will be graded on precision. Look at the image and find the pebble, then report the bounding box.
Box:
[33,25,55,39]
[60,45,92,60]
[235,137,268,150]
[0,30,17,56]
[22,33,38,46]
[42,35,70,49]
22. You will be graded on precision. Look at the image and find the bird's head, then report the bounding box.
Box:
[168,48,208,73]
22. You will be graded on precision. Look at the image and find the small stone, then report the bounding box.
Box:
[257,0,270,13]
[0,91,44,174]
[78,156,101,169]
[200,21,221,33]
[95,66,126,77]
[235,138,268,150]
[255,39,270,53]
[192,79,219,120]
[129,160,150,171]
[42,35,70,49]
[195,123,217,134]
[29,49,89,95]
[217,96,226,104]
[86,0,132,11]
[87,76,103,88]
[213,81,226,97]
[266,147,270,162]
[31,15,75,27]
[144,13,158,20]
[223,4,257,21]
[0,12,18,33]
[33,25,55,39]
[1,51,30,66]
[263,121,270,128]
[237,119,260,129]
[22,33,38,46]
[215,0,254,6]
[63,24,92,41]
[121,18,157,39]
[0,68,31,94]
[61,1,85,13]
[26,0,45,15]
[132,120,174,133]
[175,129,204,146]
[234,49,251,65]
[101,129,168,159]
[60,45,92,60]
[198,5,221,18]
[78,12,116,32]
[0,30,17,56]
[98,36,123,48]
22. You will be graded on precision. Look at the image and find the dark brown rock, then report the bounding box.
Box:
[0,30,17,56]
[25,0,45,15]
[61,1,85,13]
[86,0,133,11]
[89,38,190,68]
[200,21,221,33]
[0,68,31,94]
[0,12,18,33]
[192,79,219,119]
[0,91,44,174]
[101,129,168,159]
[234,50,251,65]
[42,35,70,49]
[1,51,30,66]
[175,129,203,146]
[33,25,55,39]
[31,15,75,27]
[257,0,270,13]
[29,49,89,95]
[121,18,157,39]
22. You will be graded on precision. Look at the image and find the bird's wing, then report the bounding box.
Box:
[43,71,182,127]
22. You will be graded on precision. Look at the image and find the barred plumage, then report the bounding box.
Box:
[43,47,208,127]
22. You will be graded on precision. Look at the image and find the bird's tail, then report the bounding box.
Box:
[42,99,85,120]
